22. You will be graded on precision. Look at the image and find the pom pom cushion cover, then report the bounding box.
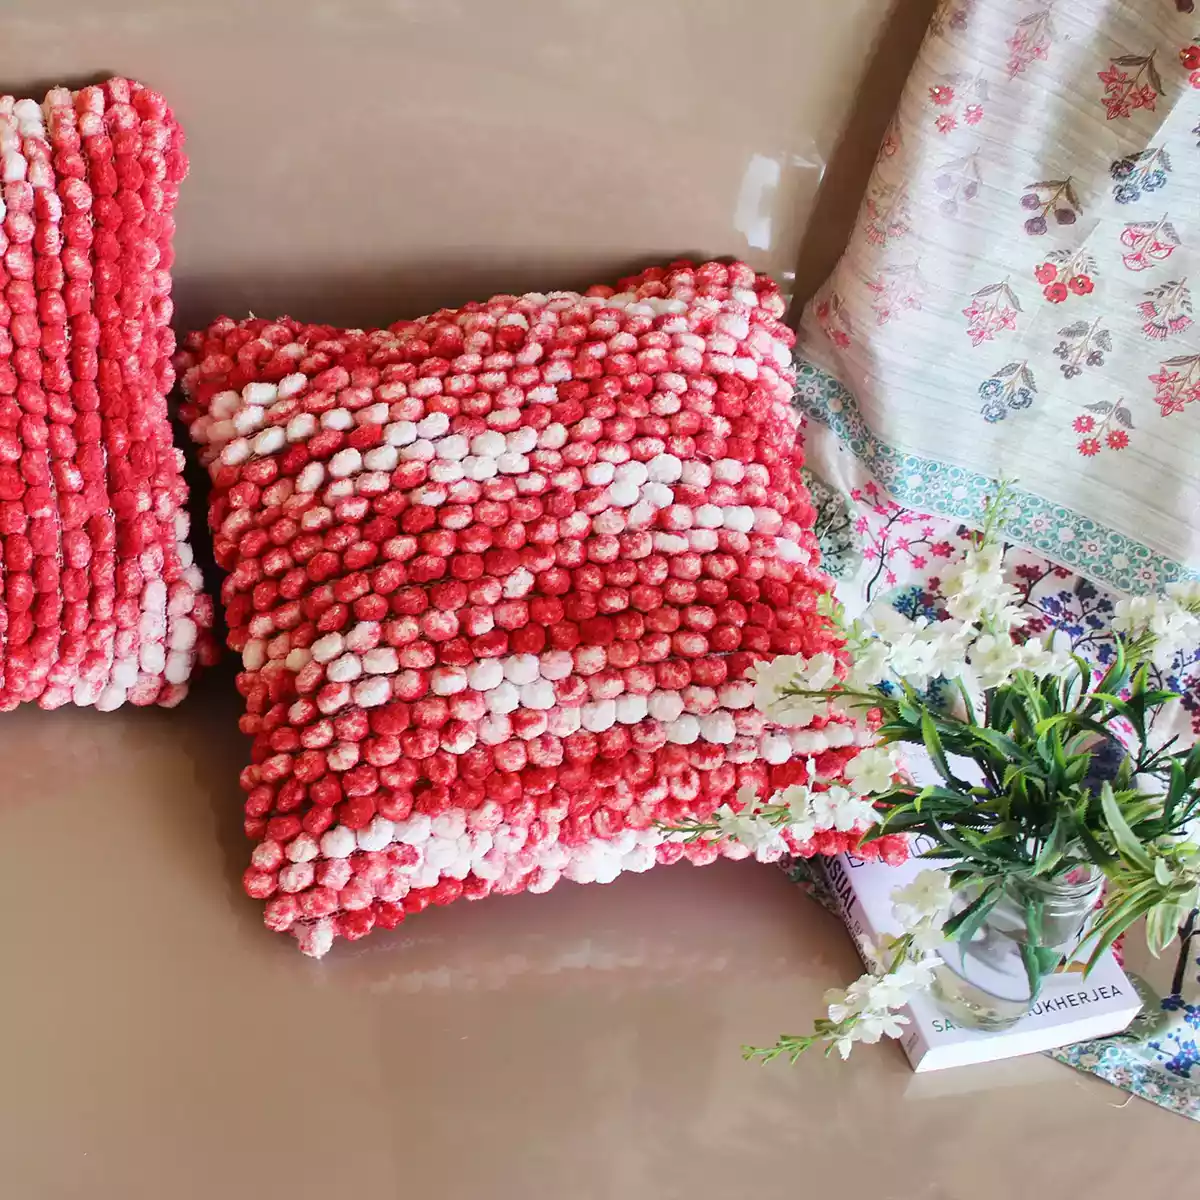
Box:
[0,79,211,710]
[179,260,869,957]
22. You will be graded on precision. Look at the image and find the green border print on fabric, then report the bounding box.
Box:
[792,359,1200,597]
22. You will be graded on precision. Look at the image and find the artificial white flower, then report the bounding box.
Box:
[734,783,760,809]
[922,618,975,680]
[714,810,780,853]
[809,785,879,832]
[865,606,975,690]
[1165,580,1200,608]
[869,610,941,689]
[843,744,900,796]
[853,1008,911,1045]
[1113,592,1200,661]
[887,956,937,995]
[891,870,953,929]
[774,783,815,841]
[843,635,891,691]
[940,543,1026,634]
[750,651,838,726]
[968,632,1024,689]
[824,975,876,1023]
[1015,635,1071,677]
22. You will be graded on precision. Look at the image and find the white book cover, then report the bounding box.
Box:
[821,848,1143,1072]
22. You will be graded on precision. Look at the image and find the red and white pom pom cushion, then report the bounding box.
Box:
[178,260,862,957]
[0,79,212,710]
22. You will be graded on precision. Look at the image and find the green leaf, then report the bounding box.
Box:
[955,678,979,726]
[920,711,955,784]
[968,726,1029,765]
[1145,898,1190,956]
[943,882,1001,945]
[1019,942,1061,1003]
[1023,893,1045,948]
[1086,889,1164,972]
[1100,781,1155,872]
[931,819,1010,869]
[1033,816,1068,876]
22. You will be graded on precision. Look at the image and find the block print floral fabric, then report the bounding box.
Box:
[797,443,1200,1120]
[796,0,1200,590]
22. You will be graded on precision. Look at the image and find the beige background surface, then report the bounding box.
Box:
[7,3,1184,1198]
[2,0,930,327]
[0,679,1192,1200]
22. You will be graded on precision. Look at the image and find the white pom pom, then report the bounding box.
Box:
[320,826,357,858]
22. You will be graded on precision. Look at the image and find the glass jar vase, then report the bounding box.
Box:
[931,868,1103,1032]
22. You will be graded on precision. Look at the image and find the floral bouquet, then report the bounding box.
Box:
[667,495,1200,1062]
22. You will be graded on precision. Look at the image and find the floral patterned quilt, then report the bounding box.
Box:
[803,456,1200,1120]
[794,0,1200,593]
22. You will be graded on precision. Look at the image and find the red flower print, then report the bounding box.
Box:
[1181,45,1200,71]
[1007,9,1056,79]
[831,330,850,348]
[1044,281,1069,303]
[1099,53,1164,120]
[1073,414,1095,433]
[1106,429,1129,449]
[1191,70,1200,89]
[1150,356,1200,416]
[1034,262,1058,284]
[935,114,958,134]
[1078,437,1101,456]
[930,85,955,105]
[964,104,984,124]
[930,541,954,558]
[1068,274,1094,295]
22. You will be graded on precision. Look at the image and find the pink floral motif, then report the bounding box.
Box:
[815,291,853,349]
[962,279,1021,346]
[847,481,940,602]
[880,115,902,159]
[863,180,912,247]
[1138,279,1193,340]
[1120,215,1181,271]
[930,84,955,106]
[866,261,925,325]
[964,104,984,124]
[1007,8,1054,79]
[1098,53,1164,120]
[935,114,958,134]
[1149,355,1200,417]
